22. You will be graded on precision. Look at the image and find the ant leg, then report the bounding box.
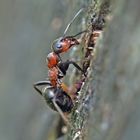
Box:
[70,30,88,38]
[57,54,63,62]
[33,81,51,95]
[69,60,86,76]
[61,82,77,102]
[64,30,88,45]
[58,60,86,76]
[65,30,87,39]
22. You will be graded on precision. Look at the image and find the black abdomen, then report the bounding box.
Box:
[44,87,73,113]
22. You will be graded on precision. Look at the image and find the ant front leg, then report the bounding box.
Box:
[58,60,86,76]
[33,80,52,95]
[64,30,88,46]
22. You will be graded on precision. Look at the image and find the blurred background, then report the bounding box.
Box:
[0,0,87,139]
[2,0,140,140]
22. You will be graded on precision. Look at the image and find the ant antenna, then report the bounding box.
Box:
[72,30,87,37]
[66,30,88,38]
[63,8,84,37]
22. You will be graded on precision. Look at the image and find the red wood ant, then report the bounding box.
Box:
[33,8,86,118]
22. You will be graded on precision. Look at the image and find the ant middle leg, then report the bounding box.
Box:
[69,30,88,38]
[58,60,86,76]
[64,30,88,46]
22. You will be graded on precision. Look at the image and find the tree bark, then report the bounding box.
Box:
[88,0,140,140]
[68,0,140,139]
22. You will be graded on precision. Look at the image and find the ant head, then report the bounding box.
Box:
[51,8,84,54]
[52,35,80,54]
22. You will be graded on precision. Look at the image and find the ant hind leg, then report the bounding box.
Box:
[58,60,86,77]
[33,80,52,95]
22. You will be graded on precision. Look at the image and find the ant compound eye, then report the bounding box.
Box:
[52,38,63,54]
[55,37,63,49]
[55,42,62,49]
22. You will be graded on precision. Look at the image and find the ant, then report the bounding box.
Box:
[33,8,87,122]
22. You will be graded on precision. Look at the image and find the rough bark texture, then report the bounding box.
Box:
[67,0,110,139]
[89,0,140,139]
[67,0,140,139]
